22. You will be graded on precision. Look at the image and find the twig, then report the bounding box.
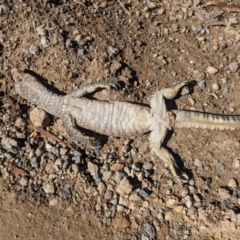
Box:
[117,0,131,15]
[27,119,70,147]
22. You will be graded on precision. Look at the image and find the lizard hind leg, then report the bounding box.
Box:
[149,125,183,186]
[62,114,101,149]
[69,80,120,98]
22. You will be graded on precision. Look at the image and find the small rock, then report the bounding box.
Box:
[116,177,133,195]
[1,137,19,154]
[19,176,28,186]
[115,170,126,180]
[88,161,99,176]
[36,25,47,35]
[111,163,124,171]
[49,198,58,206]
[102,171,111,181]
[166,198,176,208]
[218,188,231,199]
[42,183,55,194]
[29,45,40,55]
[143,162,153,170]
[198,80,206,88]
[141,223,156,240]
[97,181,106,194]
[30,107,50,127]
[228,178,238,189]
[184,195,193,208]
[173,205,184,213]
[229,62,239,73]
[132,162,142,171]
[194,158,202,167]
[207,66,218,75]
[232,159,240,169]
[139,188,151,198]
[15,117,26,128]
[105,190,113,200]
[212,83,220,91]
[41,36,50,47]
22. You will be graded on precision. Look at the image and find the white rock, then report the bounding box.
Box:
[229,62,239,73]
[166,198,176,208]
[227,178,238,189]
[30,107,50,127]
[42,183,55,194]
[49,198,58,206]
[88,161,99,175]
[212,83,220,91]
[207,66,218,74]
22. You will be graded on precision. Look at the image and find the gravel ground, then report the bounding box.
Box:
[0,0,240,239]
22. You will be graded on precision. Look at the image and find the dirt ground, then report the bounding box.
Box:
[0,0,240,239]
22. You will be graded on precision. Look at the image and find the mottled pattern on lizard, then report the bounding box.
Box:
[10,68,240,185]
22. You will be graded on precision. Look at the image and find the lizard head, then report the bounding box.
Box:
[8,68,25,95]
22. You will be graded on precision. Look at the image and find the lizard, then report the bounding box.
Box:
[9,68,240,185]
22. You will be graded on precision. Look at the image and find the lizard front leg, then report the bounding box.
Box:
[149,124,182,185]
[69,80,120,98]
[62,114,101,148]
[161,80,189,100]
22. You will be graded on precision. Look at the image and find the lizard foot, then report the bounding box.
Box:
[173,175,183,186]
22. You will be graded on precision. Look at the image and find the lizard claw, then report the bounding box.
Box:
[105,82,121,91]
[173,176,183,186]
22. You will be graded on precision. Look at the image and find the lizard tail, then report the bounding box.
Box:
[173,110,240,130]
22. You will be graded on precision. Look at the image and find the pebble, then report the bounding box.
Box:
[232,159,240,169]
[102,171,111,181]
[115,170,126,180]
[49,198,58,206]
[142,162,153,170]
[173,205,184,213]
[88,161,99,176]
[138,188,150,198]
[198,80,206,88]
[184,195,193,208]
[111,163,124,171]
[30,107,50,127]
[42,183,55,194]
[41,36,50,47]
[189,179,195,186]
[15,117,26,128]
[229,62,239,73]
[1,137,19,154]
[166,198,176,208]
[206,66,218,75]
[194,158,202,167]
[219,163,225,171]
[29,45,40,55]
[116,177,133,195]
[141,223,156,240]
[218,188,231,199]
[97,181,106,194]
[132,162,142,171]
[19,176,28,186]
[227,178,238,189]
[212,83,220,91]
[60,147,68,155]
[105,190,113,200]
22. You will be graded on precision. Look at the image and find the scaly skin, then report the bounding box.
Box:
[10,68,240,185]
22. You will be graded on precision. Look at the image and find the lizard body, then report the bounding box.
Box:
[10,68,240,185]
